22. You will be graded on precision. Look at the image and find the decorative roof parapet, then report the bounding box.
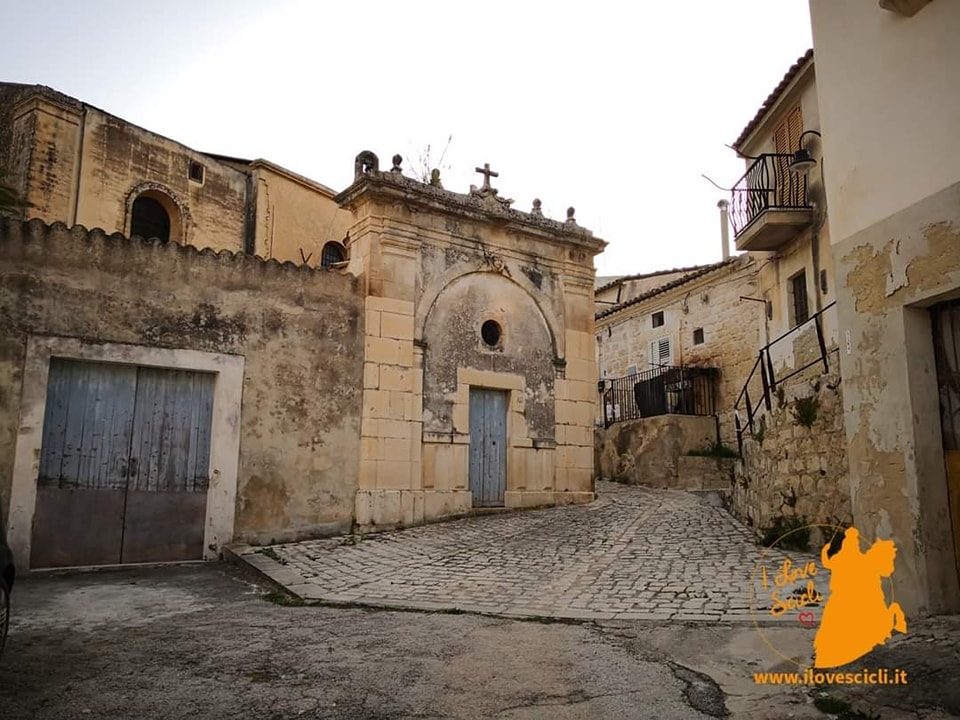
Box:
[0,216,356,280]
[335,151,606,254]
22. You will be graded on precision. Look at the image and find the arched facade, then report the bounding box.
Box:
[421,271,556,439]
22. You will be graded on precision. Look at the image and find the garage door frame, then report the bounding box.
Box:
[7,335,245,571]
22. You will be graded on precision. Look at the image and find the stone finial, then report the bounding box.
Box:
[391,154,403,173]
[531,198,543,217]
[566,207,577,224]
[354,150,379,180]
[429,168,443,188]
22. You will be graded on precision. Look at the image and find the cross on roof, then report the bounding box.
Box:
[475,163,499,191]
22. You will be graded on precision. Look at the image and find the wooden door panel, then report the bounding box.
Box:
[38,359,137,490]
[129,368,214,493]
[469,389,507,507]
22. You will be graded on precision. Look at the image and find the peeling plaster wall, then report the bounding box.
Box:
[0,218,364,549]
[832,184,960,614]
[809,0,960,614]
[422,271,555,439]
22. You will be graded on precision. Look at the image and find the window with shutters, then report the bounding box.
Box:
[773,104,805,206]
[649,337,672,370]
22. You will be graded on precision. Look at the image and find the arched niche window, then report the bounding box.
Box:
[321,241,346,268]
[131,195,170,242]
[127,188,184,244]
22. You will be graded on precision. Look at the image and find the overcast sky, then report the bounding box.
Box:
[1,0,812,276]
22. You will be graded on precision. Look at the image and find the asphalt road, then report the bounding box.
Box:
[0,563,727,720]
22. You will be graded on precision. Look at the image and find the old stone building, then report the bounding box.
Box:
[721,50,851,545]
[807,0,960,616]
[595,256,759,447]
[0,82,353,265]
[0,84,604,571]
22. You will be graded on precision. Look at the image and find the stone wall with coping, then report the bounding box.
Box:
[0,218,365,558]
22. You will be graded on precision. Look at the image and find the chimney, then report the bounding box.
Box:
[717,199,731,261]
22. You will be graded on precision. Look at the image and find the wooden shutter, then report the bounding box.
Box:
[774,105,805,205]
[650,338,672,369]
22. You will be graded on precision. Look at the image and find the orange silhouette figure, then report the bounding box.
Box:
[814,527,907,668]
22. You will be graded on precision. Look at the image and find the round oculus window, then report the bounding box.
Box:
[481,319,502,348]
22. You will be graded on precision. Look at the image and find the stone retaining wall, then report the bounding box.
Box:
[731,371,851,548]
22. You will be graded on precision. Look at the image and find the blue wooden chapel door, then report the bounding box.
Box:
[469,388,507,507]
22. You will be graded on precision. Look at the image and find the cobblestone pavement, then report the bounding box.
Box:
[237,482,830,624]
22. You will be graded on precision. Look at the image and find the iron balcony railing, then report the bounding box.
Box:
[734,301,838,452]
[601,365,717,428]
[730,153,810,237]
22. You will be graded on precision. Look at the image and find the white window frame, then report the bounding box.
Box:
[650,337,672,370]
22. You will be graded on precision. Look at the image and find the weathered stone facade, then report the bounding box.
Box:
[0,218,365,568]
[337,162,605,530]
[595,257,761,446]
[809,0,960,615]
[0,83,353,265]
[0,84,606,568]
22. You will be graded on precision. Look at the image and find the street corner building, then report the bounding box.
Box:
[0,83,606,571]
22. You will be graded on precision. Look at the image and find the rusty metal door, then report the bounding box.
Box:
[31,360,214,568]
[933,299,960,588]
[469,389,507,507]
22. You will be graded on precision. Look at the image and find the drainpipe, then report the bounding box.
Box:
[717,199,731,261]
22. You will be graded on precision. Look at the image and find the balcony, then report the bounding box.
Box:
[600,365,718,428]
[730,153,812,252]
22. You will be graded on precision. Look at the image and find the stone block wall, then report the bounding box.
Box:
[731,371,851,548]
[595,415,717,488]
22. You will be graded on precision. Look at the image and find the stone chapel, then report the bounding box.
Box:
[0,83,605,570]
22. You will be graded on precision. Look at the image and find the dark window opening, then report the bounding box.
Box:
[320,241,346,268]
[790,271,810,327]
[481,320,502,348]
[693,328,704,345]
[130,195,171,243]
[189,161,205,184]
[652,311,664,328]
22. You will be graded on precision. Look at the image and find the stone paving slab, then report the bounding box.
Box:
[231,481,830,626]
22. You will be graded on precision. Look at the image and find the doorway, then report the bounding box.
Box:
[932,298,960,587]
[468,388,507,507]
[31,359,215,568]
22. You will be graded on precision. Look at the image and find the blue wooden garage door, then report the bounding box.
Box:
[31,359,215,568]
[468,388,507,507]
